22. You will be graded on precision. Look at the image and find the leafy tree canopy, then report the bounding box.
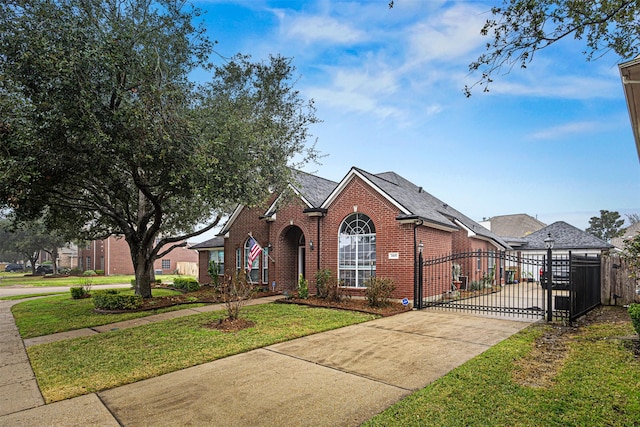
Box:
[466,0,640,95]
[586,209,625,242]
[0,0,319,297]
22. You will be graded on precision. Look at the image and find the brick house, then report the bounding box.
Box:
[196,167,508,303]
[77,235,198,276]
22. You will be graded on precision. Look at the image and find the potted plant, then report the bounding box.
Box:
[452,263,462,290]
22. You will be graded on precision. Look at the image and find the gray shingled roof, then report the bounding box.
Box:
[290,169,338,208]
[354,168,509,249]
[486,214,546,238]
[522,221,613,250]
[191,236,225,250]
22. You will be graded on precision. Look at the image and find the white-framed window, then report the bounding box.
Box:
[236,248,241,272]
[477,249,482,270]
[338,213,376,287]
[262,248,269,284]
[86,256,92,270]
[244,239,260,283]
[161,259,171,270]
[208,249,224,275]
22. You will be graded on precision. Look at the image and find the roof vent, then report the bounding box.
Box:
[418,187,423,193]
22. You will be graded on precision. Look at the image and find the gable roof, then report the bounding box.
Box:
[323,167,509,249]
[218,170,338,235]
[484,214,547,238]
[522,221,613,251]
[191,236,225,250]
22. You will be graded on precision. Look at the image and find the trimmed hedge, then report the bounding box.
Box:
[629,304,640,336]
[173,277,200,292]
[93,290,142,311]
[70,286,88,299]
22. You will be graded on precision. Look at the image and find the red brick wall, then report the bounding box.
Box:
[78,236,197,276]
[223,174,493,302]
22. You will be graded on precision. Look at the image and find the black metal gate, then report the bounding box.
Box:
[570,254,601,321]
[416,251,601,321]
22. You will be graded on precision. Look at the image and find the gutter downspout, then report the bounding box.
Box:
[413,219,423,309]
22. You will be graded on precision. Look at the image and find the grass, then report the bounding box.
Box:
[0,273,189,287]
[12,288,195,338]
[26,303,377,403]
[0,293,64,300]
[363,320,640,427]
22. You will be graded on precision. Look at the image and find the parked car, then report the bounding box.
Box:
[35,265,54,275]
[540,259,571,290]
[4,263,25,272]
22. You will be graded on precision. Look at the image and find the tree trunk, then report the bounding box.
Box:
[131,244,154,298]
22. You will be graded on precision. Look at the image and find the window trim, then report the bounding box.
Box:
[338,213,376,288]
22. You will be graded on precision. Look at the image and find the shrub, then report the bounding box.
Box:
[629,304,640,336]
[70,286,88,299]
[173,277,200,292]
[315,269,332,299]
[95,269,104,275]
[208,260,221,290]
[298,274,308,299]
[365,277,395,307]
[83,270,97,276]
[92,290,142,311]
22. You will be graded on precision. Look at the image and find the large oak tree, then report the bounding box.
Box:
[0,0,318,297]
[466,0,640,95]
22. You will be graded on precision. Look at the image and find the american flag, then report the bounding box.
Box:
[247,237,262,270]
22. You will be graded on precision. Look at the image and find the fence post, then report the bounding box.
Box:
[544,234,554,322]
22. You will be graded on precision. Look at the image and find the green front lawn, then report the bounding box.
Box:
[0,273,190,287]
[12,288,193,338]
[364,317,640,427]
[27,303,377,403]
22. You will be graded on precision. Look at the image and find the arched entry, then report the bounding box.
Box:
[279,225,306,291]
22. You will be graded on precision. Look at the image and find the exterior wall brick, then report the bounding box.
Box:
[223,172,496,303]
[77,236,197,276]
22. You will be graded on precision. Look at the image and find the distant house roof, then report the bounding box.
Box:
[191,236,225,250]
[611,221,640,249]
[483,214,546,238]
[521,221,613,251]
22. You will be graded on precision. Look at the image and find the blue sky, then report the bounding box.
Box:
[193,0,640,233]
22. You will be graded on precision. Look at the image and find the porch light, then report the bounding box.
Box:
[544,233,555,249]
[418,241,424,254]
[309,240,314,251]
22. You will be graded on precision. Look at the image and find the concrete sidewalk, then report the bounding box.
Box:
[1,297,534,426]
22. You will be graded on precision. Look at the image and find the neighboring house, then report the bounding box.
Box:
[506,221,613,281]
[192,236,225,284]
[77,235,198,275]
[480,214,546,238]
[611,222,640,250]
[211,167,509,302]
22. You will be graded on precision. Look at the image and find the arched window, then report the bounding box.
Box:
[338,213,376,287]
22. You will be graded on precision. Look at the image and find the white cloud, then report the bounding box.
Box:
[280,14,366,45]
[527,121,600,140]
[406,4,489,65]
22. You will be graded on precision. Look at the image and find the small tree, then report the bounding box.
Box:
[623,231,640,281]
[586,210,624,242]
[223,271,255,321]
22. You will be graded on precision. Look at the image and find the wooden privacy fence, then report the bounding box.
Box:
[601,254,640,305]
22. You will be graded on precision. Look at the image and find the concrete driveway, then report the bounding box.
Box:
[1,301,534,426]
